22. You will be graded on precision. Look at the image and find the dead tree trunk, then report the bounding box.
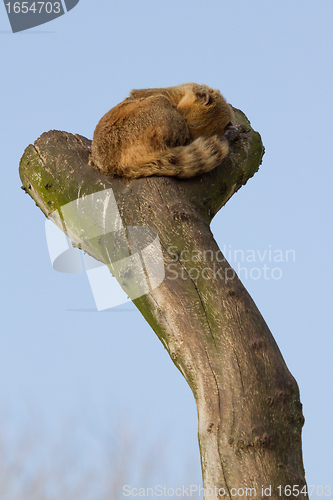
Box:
[19,108,308,499]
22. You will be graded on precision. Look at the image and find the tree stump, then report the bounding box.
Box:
[19,107,308,499]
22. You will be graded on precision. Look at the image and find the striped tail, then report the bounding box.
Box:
[133,136,229,179]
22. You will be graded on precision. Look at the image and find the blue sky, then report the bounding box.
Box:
[1,0,332,495]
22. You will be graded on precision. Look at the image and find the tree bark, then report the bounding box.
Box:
[19,108,308,499]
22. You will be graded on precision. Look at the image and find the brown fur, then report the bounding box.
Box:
[89,83,234,179]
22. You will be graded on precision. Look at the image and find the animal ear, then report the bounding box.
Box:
[130,88,163,99]
[130,89,146,99]
[196,88,212,105]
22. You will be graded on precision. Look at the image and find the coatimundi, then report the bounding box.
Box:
[89,83,236,179]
